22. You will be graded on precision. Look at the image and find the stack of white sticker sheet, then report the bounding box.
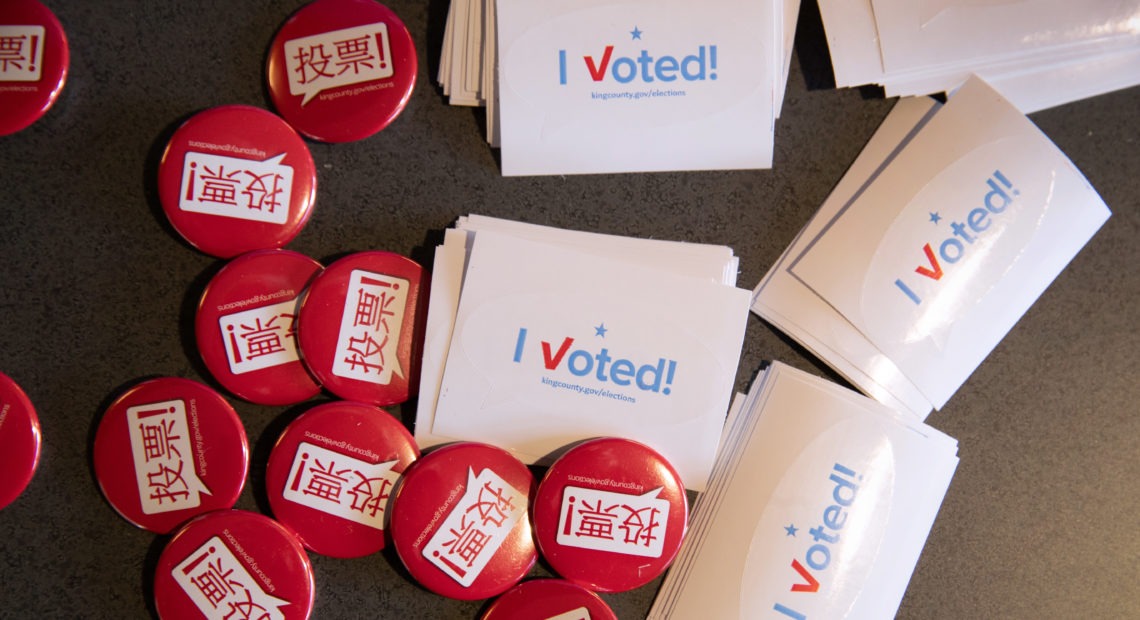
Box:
[752,76,1112,416]
[437,0,494,107]
[817,0,1140,113]
[438,0,801,174]
[414,215,751,492]
[752,95,941,420]
[650,361,959,620]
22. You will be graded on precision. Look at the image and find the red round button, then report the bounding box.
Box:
[0,372,41,510]
[196,249,323,405]
[388,442,537,600]
[154,509,315,620]
[265,400,419,558]
[481,578,618,620]
[266,0,418,143]
[295,251,427,406]
[157,104,317,258]
[0,0,68,136]
[92,377,249,534]
[532,437,688,592]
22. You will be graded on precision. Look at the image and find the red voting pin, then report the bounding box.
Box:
[92,377,249,534]
[295,251,427,407]
[266,0,417,143]
[0,0,69,136]
[532,437,688,592]
[388,442,537,601]
[0,372,42,510]
[195,249,323,406]
[481,578,618,620]
[157,104,317,258]
[265,400,419,558]
[154,510,315,620]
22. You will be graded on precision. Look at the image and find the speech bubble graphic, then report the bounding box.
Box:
[127,399,213,515]
[0,26,46,82]
[179,151,294,224]
[173,536,291,620]
[282,441,399,531]
[284,22,394,106]
[218,298,301,375]
[423,467,528,587]
[555,484,670,557]
[332,269,409,385]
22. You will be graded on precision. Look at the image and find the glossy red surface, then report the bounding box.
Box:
[195,249,323,405]
[265,400,419,557]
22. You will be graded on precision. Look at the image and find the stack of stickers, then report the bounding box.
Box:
[650,361,959,619]
[414,214,752,492]
[438,0,801,175]
[817,0,1140,113]
[751,76,1111,418]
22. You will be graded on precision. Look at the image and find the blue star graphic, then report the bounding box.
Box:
[785,524,798,537]
[929,212,942,224]
[630,26,643,40]
[595,323,608,337]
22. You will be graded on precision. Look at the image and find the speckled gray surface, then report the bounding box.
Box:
[0,1,1137,618]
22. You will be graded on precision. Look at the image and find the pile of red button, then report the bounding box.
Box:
[155,0,419,256]
[80,1,426,616]
[6,0,692,616]
[0,0,66,512]
[100,216,429,615]
[192,247,428,408]
[89,375,424,617]
[385,437,689,615]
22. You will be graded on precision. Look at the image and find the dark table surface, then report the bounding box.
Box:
[1,1,1137,618]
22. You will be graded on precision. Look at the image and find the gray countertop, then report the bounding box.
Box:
[1,1,1137,618]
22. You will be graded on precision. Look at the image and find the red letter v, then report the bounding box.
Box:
[541,338,575,370]
[915,243,943,280]
[790,559,820,593]
[584,46,614,81]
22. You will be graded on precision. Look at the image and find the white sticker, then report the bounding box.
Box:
[332,269,409,385]
[422,467,527,587]
[863,144,1040,350]
[283,23,395,105]
[172,535,291,620]
[218,299,300,375]
[282,441,399,531]
[555,485,669,558]
[127,399,211,515]
[548,608,591,620]
[0,26,46,82]
[179,151,294,224]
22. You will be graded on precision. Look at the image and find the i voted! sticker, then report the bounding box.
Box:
[865,137,1042,351]
[742,421,893,619]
